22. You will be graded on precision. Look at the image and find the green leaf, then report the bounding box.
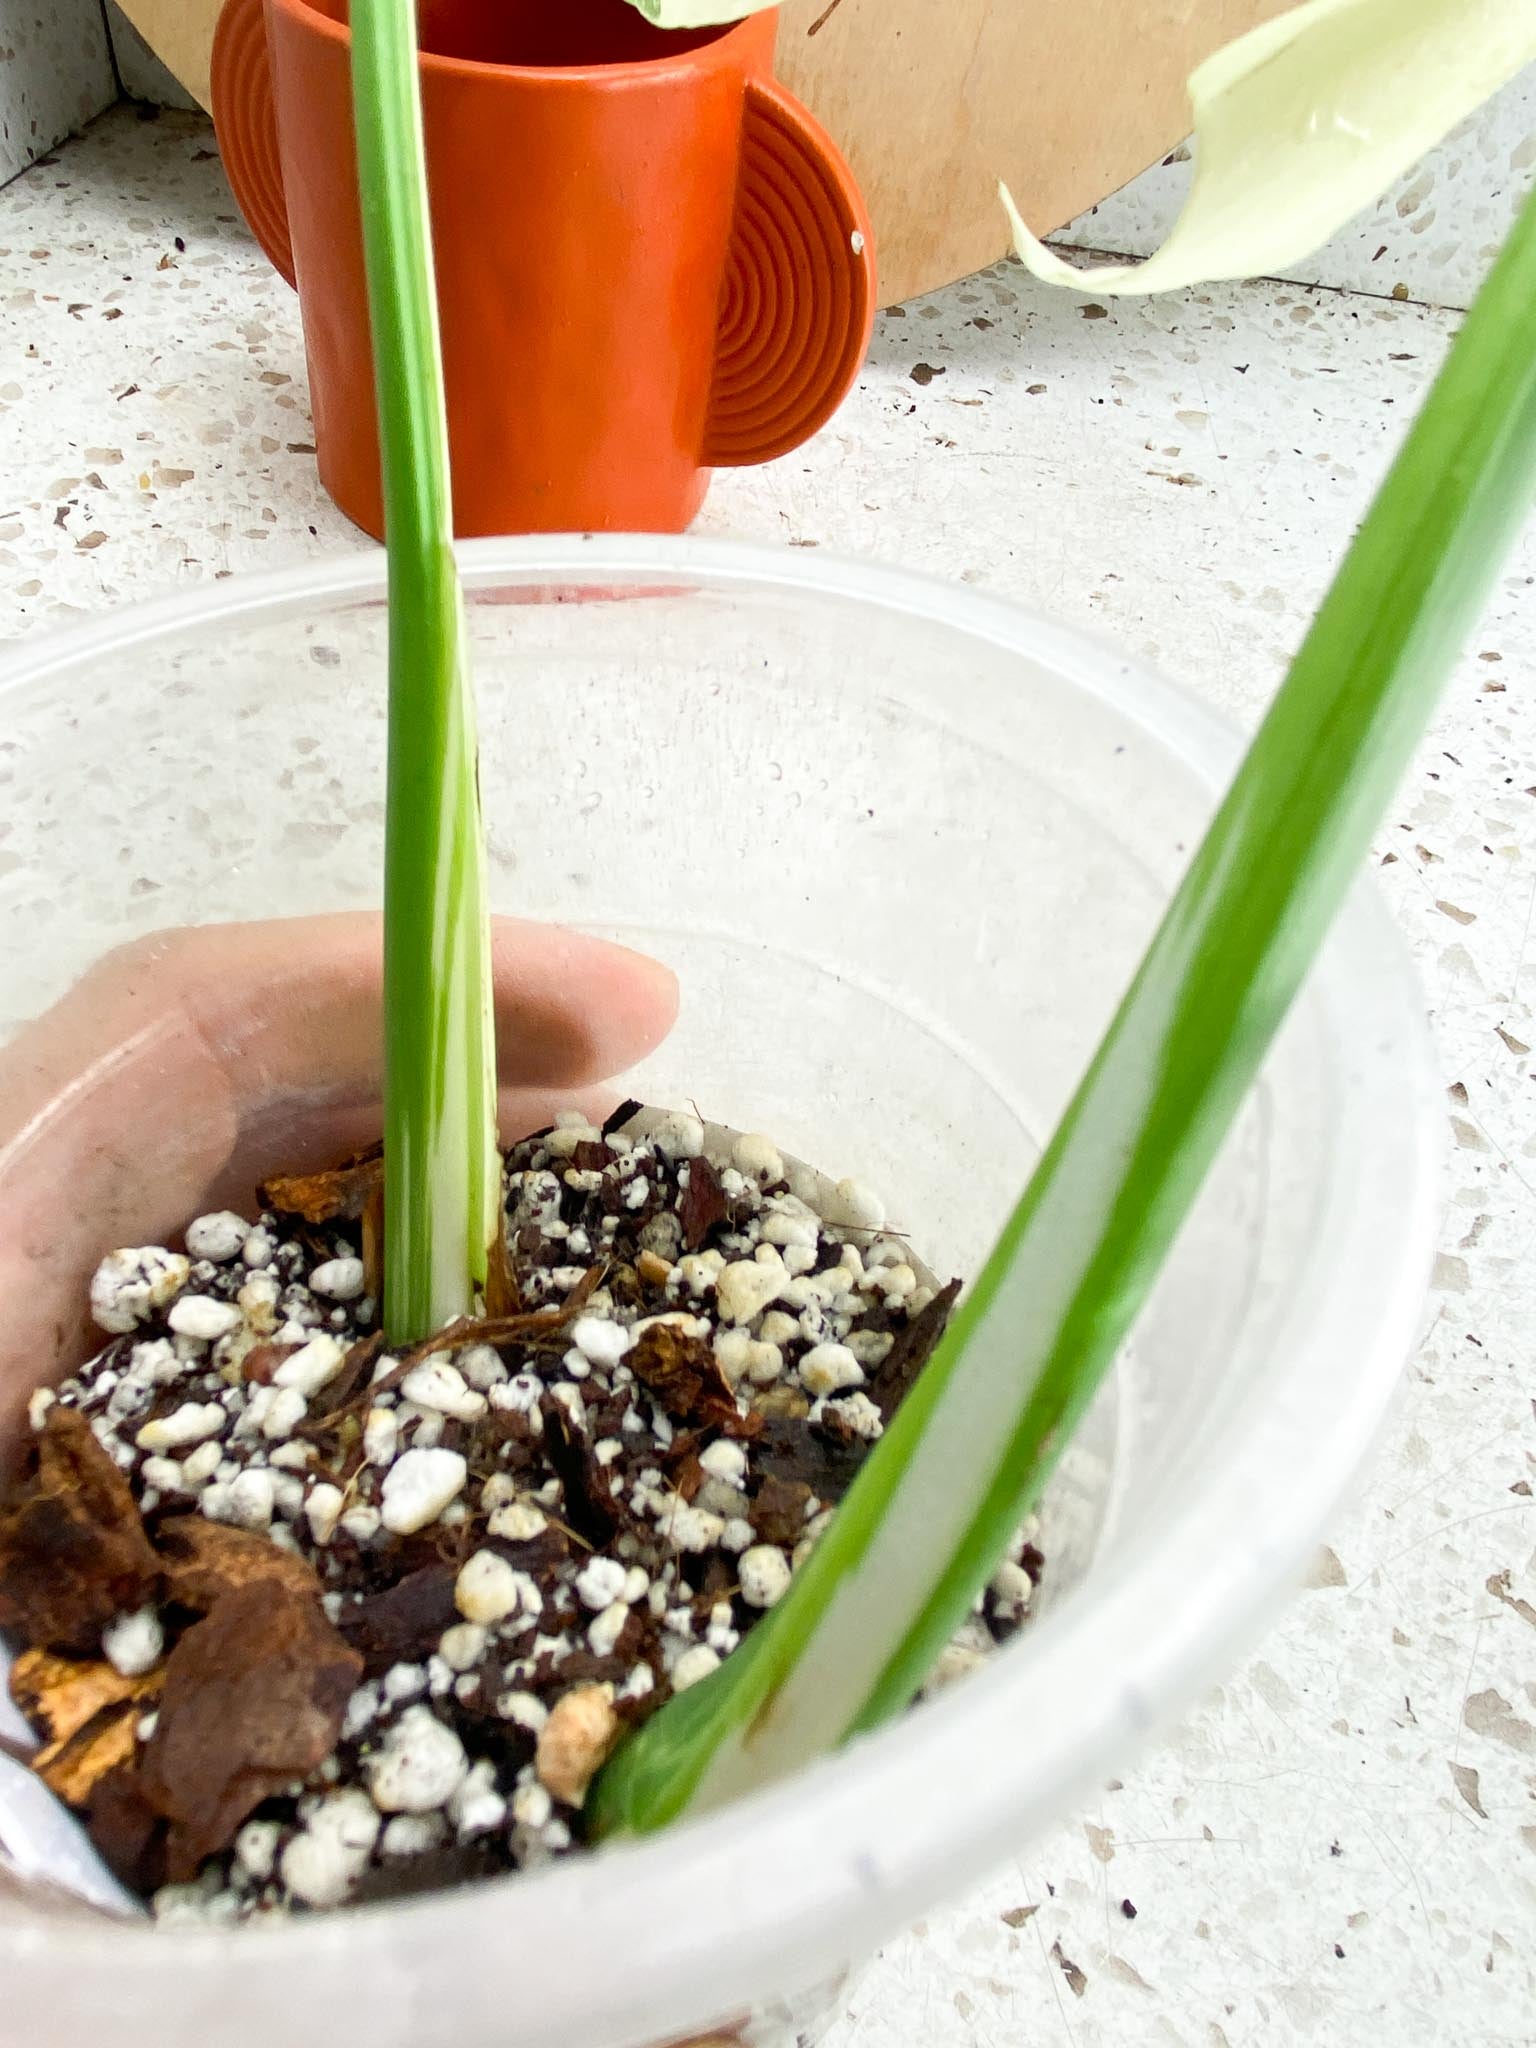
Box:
[1005,0,1536,295]
[620,0,776,23]
[592,185,1536,1836]
[350,0,499,1345]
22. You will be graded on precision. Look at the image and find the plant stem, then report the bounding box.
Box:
[350,0,499,1345]
[592,185,1536,1836]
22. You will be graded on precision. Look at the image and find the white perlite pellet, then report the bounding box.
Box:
[732,1133,783,1183]
[738,1545,792,1610]
[380,1814,444,1859]
[587,1602,629,1657]
[305,1483,345,1546]
[574,1556,629,1612]
[273,1333,348,1398]
[181,1438,224,1487]
[455,1549,533,1625]
[237,1273,281,1333]
[511,1780,553,1830]
[342,1685,380,1742]
[649,1111,704,1159]
[459,1344,507,1390]
[102,1605,163,1677]
[489,1372,543,1419]
[310,1257,366,1302]
[185,1212,249,1263]
[263,1387,308,1440]
[136,1401,226,1452]
[799,1342,864,1397]
[497,1690,548,1733]
[698,1439,748,1486]
[167,1294,242,1342]
[846,1326,894,1368]
[661,1503,726,1554]
[227,1467,275,1531]
[438,1623,489,1673]
[400,1360,487,1422]
[363,1406,398,1466]
[989,1559,1034,1621]
[881,1263,918,1301]
[671,1644,721,1691]
[380,1448,468,1534]
[240,1228,275,1268]
[280,1789,380,1908]
[366,1706,469,1814]
[715,1255,785,1325]
[448,1760,506,1840]
[383,1663,427,1704]
[571,1315,632,1368]
[759,1207,818,1251]
[233,1819,281,1883]
[89,1247,190,1334]
[487,1499,547,1542]
[821,1391,884,1440]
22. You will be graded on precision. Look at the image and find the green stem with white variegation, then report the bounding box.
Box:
[350,0,499,1345]
[591,185,1536,1837]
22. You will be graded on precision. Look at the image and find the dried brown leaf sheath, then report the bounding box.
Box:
[0,1408,160,1652]
[9,1647,158,1751]
[139,1585,361,1879]
[259,1146,383,1225]
[627,1324,760,1440]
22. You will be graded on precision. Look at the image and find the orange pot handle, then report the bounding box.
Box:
[210,0,296,289]
[705,78,877,468]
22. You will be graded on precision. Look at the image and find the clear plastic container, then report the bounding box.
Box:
[0,536,1441,2048]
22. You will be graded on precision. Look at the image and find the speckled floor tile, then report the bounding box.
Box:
[1,106,1534,2048]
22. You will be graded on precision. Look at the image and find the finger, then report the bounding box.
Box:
[146,912,678,1104]
[0,915,678,1436]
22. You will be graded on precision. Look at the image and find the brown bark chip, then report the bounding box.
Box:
[336,1563,460,1675]
[33,1696,146,1809]
[258,1146,383,1224]
[628,1323,760,1439]
[156,1516,322,1611]
[86,1767,167,1895]
[140,1586,361,1879]
[678,1155,728,1252]
[0,1408,160,1652]
[747,1473,815,1547]
[868,1277,962,1420]
[9,1647,157,1750]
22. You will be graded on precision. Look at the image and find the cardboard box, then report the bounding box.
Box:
[112,0,1293,304]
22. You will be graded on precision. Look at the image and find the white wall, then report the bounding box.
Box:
[102,2,199,110]
[0,0,115,187]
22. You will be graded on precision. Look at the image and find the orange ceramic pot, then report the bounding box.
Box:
[211,0,876,539]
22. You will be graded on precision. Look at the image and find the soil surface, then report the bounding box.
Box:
[0,1106,1040,1922]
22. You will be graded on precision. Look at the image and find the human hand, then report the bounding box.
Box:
[0,915,677,1452]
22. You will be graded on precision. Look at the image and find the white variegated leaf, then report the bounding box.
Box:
[1006,0,1536,296]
